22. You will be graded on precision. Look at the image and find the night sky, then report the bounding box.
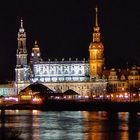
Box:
[0,0,140,82]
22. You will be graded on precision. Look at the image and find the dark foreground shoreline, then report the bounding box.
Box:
[0,101,140,112]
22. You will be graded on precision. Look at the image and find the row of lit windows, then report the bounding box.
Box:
[53,85,93,91]
[130,71,139,75]
[34,64,87,70]
[128,76,140,80]
[38,68,85,72]
[108,76,118,80]
[32,76,87,82]
[35,70,84,75]
[111,82,126,87]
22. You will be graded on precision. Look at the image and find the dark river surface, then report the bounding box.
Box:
[0,110,140,140]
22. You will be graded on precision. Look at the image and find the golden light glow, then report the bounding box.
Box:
[32,97,42,104]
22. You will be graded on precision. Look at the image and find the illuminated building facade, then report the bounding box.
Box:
[0,8,139,97]
[30,41,89,83]
[14,7,107,96]
[104,66,140,93]
[106,68,128,93]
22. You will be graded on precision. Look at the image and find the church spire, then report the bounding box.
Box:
[16,18,27,65]
[21,18,23,28]
[95,6,98,27]
[15,18,28,84]
[93,6,100,42]
[34,40,38,47]
[89,6,104,79]
[17,18,26,54]
[19,18,25,33]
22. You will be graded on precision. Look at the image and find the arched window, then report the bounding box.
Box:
[44,71,47,75]
[79,70,82,74]
[72,70,75,74]
[65,70,68,74]
[58,70,61,74]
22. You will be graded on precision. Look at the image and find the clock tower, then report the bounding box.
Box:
[89,7,104,79]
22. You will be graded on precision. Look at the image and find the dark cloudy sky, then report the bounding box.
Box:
[0,0,140,82]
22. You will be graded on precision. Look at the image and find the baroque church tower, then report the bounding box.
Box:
[15,19,29,83]
[89,7,104,79]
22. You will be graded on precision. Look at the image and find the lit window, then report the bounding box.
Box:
[37,53,40,56]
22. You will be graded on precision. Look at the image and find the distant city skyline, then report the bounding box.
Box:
[0,0,140,82]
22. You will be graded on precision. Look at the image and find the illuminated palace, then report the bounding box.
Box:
[14,7,107,96]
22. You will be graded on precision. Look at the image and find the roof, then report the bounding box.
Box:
[63,89,79,95]
[20,82,54,94]
[20,83,79,97]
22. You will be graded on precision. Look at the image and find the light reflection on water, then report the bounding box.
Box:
[0,110,140,140]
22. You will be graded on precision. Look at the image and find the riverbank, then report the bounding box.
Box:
[0,100,140,112]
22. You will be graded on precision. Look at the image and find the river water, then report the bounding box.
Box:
[0,110,140,140]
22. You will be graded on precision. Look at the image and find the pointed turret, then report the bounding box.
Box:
[93,6,101,42]
[19,18,25,33]
[95,6,98,27]
[89,7,104,79]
